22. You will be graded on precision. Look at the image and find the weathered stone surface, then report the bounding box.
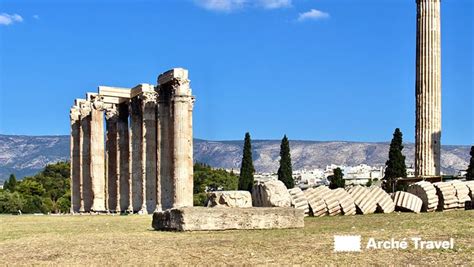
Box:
[433,182,458,211]
[392,191,423,213]
[465,181,474,210]
[369,187,395,214]
[152,207,304,231]
[288,187,309,216]
[347,185,377,214]
[252,180,292,207]
[318,186,341,216]
[407,181,438,212]
[332,188,356,215]
[450,181,470,209]
[415,0,442,177]
[206,191,252,208]
[303,187,327,217]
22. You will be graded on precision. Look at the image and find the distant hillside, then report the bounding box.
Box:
[0,134,470,181]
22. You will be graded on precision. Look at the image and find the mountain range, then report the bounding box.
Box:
[0,134,470,182]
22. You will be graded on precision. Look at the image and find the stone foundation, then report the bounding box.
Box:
[152,207,304,231]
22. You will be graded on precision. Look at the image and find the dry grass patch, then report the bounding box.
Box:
[1,210,473,265]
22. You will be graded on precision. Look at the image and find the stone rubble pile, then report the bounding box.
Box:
[392,191,423,213]
[206,191,252,208]
[407,181,438,212]
[251,180,473,218]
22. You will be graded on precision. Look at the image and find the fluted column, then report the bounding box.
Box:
[79,101,92,212]
[90,98,106,212]
[117,102,131,212]
[130,97,144,212]
[105,105,119,212]
[158,68,195,209]
[415,0,442,177]
[70,107,81,213]
[142,92,158,214]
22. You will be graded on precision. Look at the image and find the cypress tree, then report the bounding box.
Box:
[4,174,17,192]
[277,135,294,188]
[329,168,345,189]
[383,128,407,192]
[466,146,474,181]
[239,132,255,191]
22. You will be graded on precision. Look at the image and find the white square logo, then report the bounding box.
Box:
[334,235,361,252]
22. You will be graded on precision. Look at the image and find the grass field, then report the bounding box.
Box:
[1,210,473,265]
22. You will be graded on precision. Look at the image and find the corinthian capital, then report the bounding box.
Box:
[91,95,105,111]
[70,108,81,123]
[79,102,92,117]
[105,104,118,120]
[141,91,158,104]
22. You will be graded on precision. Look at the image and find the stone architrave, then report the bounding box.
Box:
[415,0,442,177]
[69,107,81,213]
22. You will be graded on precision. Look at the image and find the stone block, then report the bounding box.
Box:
[303,187,327,217]
[369,187,395,214]
[152,207,304,231]
[433,182,459,211]
[347,185,377,214]
[332,188,356,215]
[206,191,252,208]
[252,180,292,208]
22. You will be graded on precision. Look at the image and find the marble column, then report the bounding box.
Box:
[79,102,92,212]
[105,105,119,212]
[90,99,106,212]
[142,92,158,214]
[158,68,195,209]
[415,0,442,177]
[130,97,144,212]
[69,107,81,213]
[117,102,131,212]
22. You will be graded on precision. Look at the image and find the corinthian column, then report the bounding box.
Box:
[90,97,106,212]
[142,91,158,214]
[158,68,195,209]
[105,105,119,212]
[70,106,81,213]
[79,101,92,212]
[130,97,143,212]
[415,0,442,177]
[117,102,131,212]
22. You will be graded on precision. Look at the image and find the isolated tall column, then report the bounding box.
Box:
[415,0,441,177]
[90,98,106,212]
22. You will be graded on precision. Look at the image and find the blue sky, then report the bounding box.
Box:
[0,0,472,145]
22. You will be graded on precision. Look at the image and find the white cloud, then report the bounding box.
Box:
[258,0,292,9]
[33,15,40,19]
[194,0,247,12]
[0,13,24,26]
[297,9,330,22]
[194,0,291,12]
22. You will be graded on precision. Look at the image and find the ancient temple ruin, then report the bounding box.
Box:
[69,68,195,214]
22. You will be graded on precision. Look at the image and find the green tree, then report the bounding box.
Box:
[238,132,255,191]
[0,191,25,213]
[329,168,345,189]
[3,174,17,192]
[466,146,474,181]
[277,135,294,188]
[383,128,407,193]
[17,179,46,196]
[193,163,238,194]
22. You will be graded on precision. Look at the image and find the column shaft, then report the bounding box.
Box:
[70,109,81,213]
[90,108,106,212]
